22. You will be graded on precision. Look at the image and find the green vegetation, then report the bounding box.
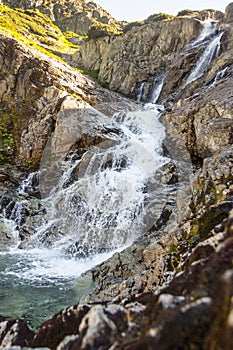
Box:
[0,104,18,164]
[80,68,109,88]
[87,21,122,40]
[0,5,79,60]
[0,4,113,81]
[177,9,197,17]
[63,30,87,42]
[145,13,174,23]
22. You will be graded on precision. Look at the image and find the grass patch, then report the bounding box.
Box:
[0,5,79,60]
[80,68,109,88]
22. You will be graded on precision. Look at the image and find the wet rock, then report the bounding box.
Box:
[0,218,18,251]
[32,304,90,349]
[81,245,145,303]
[65,242,109,259]
[0,320,35,348]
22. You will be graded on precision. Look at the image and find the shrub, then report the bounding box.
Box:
[87,22,122,40]
[177,9,196,17]
[145,13,174,23]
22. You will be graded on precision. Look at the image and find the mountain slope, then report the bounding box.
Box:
[0,0,122,35]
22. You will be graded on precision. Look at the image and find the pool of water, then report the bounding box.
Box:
[0,248,107,329]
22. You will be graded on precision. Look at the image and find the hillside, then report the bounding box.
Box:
[0,1,233,349]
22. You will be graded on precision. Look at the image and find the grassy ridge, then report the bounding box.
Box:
[0,4,81,59]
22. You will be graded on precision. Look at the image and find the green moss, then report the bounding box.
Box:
[63,30,87,40]
[169,245,177,253]
[82,69,100,80]
[0,4,79,61]
[80,68,109,89]
[190,207,229,240]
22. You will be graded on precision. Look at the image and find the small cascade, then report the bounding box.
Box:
[135,81,145,102]
[190,19,218,47]
[183,30,223,87]
[206,66,230,88]
[150,75,165,104]
[18,171,40,197]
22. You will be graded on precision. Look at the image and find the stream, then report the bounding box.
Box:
[0,105,168,328]
[0,17,225,329]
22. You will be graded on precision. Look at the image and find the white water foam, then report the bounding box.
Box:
[1,106,168,282]
[150,75,165,104]
[184,31,223,87]
[190,19,218,47]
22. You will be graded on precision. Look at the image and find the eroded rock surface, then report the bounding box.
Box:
[0,2,233,350]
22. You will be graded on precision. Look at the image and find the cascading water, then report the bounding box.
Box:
[184,24,223,87]
[135,81,145,102]
[206,66,229,88]
[190,19,218,47]
[2,15,219,331]
[150,75,165,104]
[0,105,169,327]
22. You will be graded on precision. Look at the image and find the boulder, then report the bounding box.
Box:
[0,320,34,348]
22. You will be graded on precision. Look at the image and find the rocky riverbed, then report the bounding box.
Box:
[0,1,233,349]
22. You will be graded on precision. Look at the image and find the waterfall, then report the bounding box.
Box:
[206,66,229,88]
[135,81,145,102]
[190,19,218,47]
[36,108,168,255]
[1,106,169,275]
[150,75,165,104]
[183,31,223,87]
[0,105,170,326]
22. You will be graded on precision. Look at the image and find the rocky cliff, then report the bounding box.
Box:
[0,1,233,350]
[75,9,224,97]
[0,0,120,35]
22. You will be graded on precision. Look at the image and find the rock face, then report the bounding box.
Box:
[0,33,135,169]
[75,9,223,97]
[0,0,119,35]
[163,28,233,162]
[1,211,233,349]
[1,1,233,350]
[75,17,202,96]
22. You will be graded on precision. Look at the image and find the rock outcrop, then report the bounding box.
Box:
[0,0,119,35]
[1,210,233,349]
[0,2,233,350]
[0,33,135,169]
[75,10,224,97]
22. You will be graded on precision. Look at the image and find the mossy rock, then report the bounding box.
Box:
[0,4,78,63]
[190,202,232,239]
[145,13,174,23]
